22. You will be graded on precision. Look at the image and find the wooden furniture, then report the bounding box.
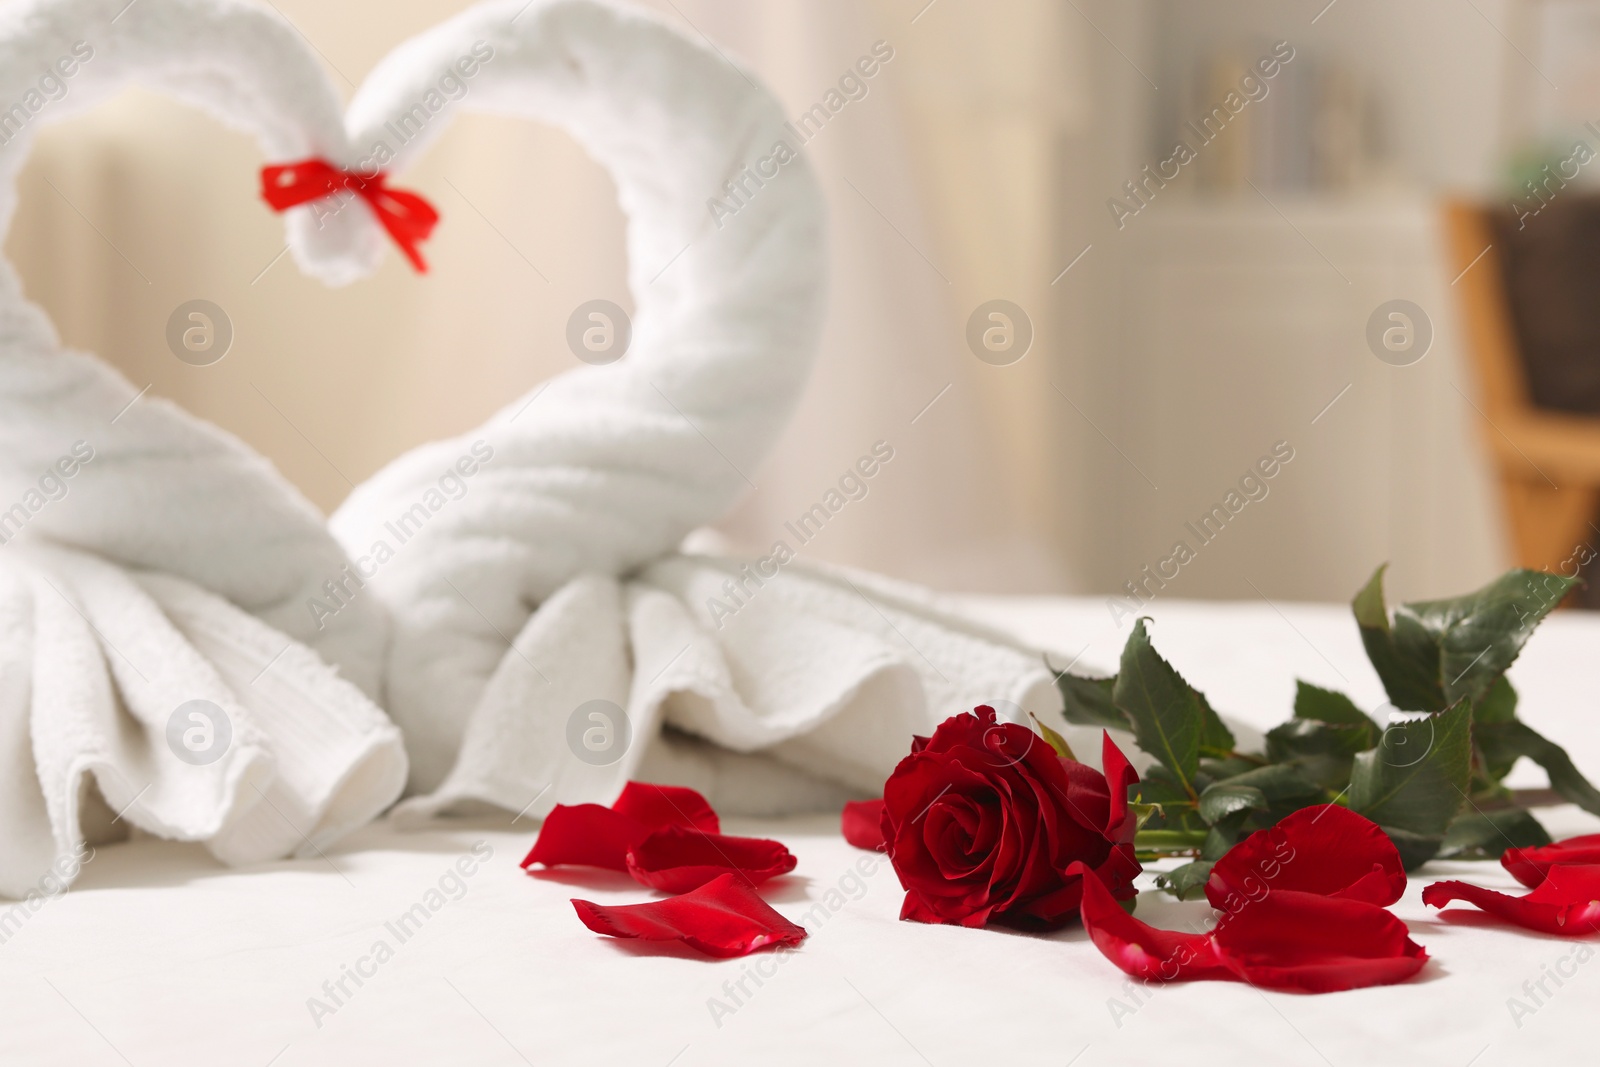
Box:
[1442,201,1600,572]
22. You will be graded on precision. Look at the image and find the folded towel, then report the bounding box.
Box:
[1,0,1079,897]
[392,554,1066,824]
[0,0,407,897]
[326,2,1070,822]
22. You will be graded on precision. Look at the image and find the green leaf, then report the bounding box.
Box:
[1348,699,1473,867]
[1136,764,1194,806]
[1217,763,1326,810]
[1202,819,1250,861]
[1438,807,1552,860]
[1135,766,1202,832]
[1055,671,1128,732]
[1354,566,1578,712]
[1153,860,1214,901]
[1354,565,1448,712]
[1198,783,1267,826]
[1382,826,1451,871]
[1476,720,1600,817]
[1472,676,1522,788]
[1197,692,1237,759]
[1406,570,1578,708]
[1265,719,1376,791]
[1029,713,1076,762]
[1200,755,1260,780]
[1293,681,1377,728]
[1475,675,1519,725]
[1113,619,1205,798]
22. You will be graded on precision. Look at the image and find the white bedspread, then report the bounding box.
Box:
[4,594,1597,1066]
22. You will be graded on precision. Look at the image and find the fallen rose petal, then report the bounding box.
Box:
[625,827,798,893]
[841,799,887,851]
[521,782,721,873]
[521,804,640,872]
[1075,862,1228,982]
[571,872,807,958]
[1503,834,1600,888]
[1210,889,1428,992]
[1423,864,1600,936]
[1207,805,1406,909]
[1075,863,1426,993]
[610,781,720,835]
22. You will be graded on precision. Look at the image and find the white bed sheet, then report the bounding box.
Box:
[4,595,1599,1066]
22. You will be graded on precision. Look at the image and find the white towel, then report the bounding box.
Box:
[1,0,1076,897]
[0,0,408,898]
[324,1,1069,822]
[392,553,1067,823]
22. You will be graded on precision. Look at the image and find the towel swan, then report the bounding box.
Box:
[0,0,409,899]
[331,1,1065,823]
[0,0,1065,897]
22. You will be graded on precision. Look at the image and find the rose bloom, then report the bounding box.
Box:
[880,705,1140,929]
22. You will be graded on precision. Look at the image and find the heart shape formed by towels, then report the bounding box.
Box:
[0,0,1067,899]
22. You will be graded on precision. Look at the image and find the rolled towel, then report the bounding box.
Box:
[327,1,1067,821]
[0,0,407,896]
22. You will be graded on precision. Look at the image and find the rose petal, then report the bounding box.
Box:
[1100,732,1138,841]
[624,827,797,893]
[521,782,720,873]
[1503,834,1600,888]
[571,872,807,958]
[841,799,887,851]
[1075,862,1228,981]
[1423,864,1600,936]
[611,781,720,835]
[1207,805,1405,909]
[1210,890,1429,992]
[1077,864,1426,993]
[521,804,641,872]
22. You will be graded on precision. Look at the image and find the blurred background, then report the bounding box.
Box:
[15,0,1600,617]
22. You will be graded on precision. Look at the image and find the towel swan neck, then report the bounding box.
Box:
[328,0,828,793]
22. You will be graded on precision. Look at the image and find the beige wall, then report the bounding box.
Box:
[5,0,1519,604]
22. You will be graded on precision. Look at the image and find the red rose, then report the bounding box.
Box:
[880,706,1140,929]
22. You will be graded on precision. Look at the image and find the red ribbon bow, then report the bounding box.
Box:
[259,159,439,273]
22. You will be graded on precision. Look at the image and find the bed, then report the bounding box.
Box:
[4,594,1594,1066]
